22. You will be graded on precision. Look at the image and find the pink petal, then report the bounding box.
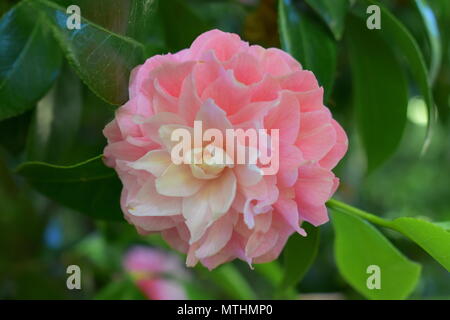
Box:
[264,91,300,144]
[150,78,179,113]
[295,165,335,226]
[195,213,234,259]
[229,100,277,126]
[296,165,335,205]
[297,109,337,162]
[195,98,233,132]
[127,180,181,216]
[253,228,293,263]
[319,119,348,170]
[294,87,324,112]
[192,52,223,95]
[298,202,329,227]
[280,70,319,92]
[274,192,306,236]
[245,228,279,258]
[124,213,180,232]
[103,119,122,144]
[261,48,301,76]
[129,54,176,98]
[162,227,190,253]
[277,144,304,187]
[234,164,263,187]
[138,279,187,300]
[104,140,148,163]
[201,70,251,115]
[250,74,281,102]
[190,29,248,62]
[178,73,202,125]
[152,61,196,98]
[141,112,186,147]
[224,51,263,85]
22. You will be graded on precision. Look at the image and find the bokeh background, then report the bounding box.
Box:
[0,0,449,299]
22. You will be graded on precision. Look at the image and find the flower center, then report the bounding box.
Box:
[185,144,232,178]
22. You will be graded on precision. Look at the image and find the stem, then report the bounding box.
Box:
[326,198,396,230]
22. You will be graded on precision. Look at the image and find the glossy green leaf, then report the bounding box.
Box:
[347,16,408,172]
[305,0,349,40]
[355,0,435,151]
[16,155,123,221]
[279,223,320,292]
[331,209,421,300]
[52,0,164,56]
[429,0,450,124]
[391,217,450,271]
[26,64,82,164]
[33,0,145,106]
[158,0,209,52]
[278,0,337,98]
[415,0,442,84]
[0,1,62,120]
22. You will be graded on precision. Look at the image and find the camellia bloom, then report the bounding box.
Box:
[124,246,188,300]
[104,29,348,270]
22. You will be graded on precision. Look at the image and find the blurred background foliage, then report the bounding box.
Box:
[0,0,449,299]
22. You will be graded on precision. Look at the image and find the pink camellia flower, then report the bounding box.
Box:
[124,246,188,300]
[104,29,348,270]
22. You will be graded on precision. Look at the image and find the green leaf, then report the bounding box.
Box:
[327,199,450,273]
[415,0,442,84]
[254,261,283,287]
[196,264,255,299]
[194,1,246,34]
[279,223,320,293]
[391,217,450,271]
[331,209,421,300]
[435,221,450,231]
[355,0,435,152]
[0,1,62,120]
[16,155,123,221]
[33,0,145,106]
[158,0,209,52]
[347,15,408,172]
[304,0,349,40]
[95,275,146,300]
[26,64,82,164]
[0,111,32,155]
[278,0,337,99]
[52,0,165,56]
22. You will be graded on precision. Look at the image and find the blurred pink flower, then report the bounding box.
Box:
[124,246,188,300]
[104,29,348,270]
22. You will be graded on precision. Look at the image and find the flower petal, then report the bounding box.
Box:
[127,180,182,216]
[128,150,172,177]
[156,164,205,197]
[195,213,234,259]
[208,168,237,218]
[182,187,213,243]
[201,70,251,115]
